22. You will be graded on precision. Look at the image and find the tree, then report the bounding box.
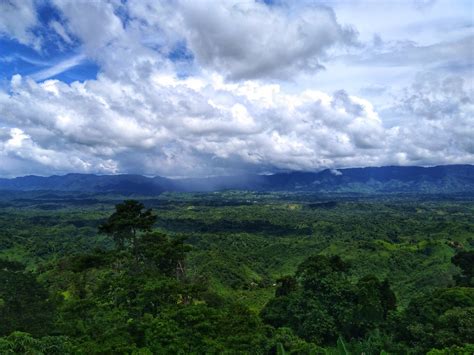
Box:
[98,200,156,250]
[261,255,396,346]
[0,260,55,337]
[353,275,396,337]
[452,251,474,286]
[275,276,297,297]
[135,232,191,278]
[0,332,74,354]
[392,287,474,352]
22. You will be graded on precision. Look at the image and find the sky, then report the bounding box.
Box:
[0,0,473,178]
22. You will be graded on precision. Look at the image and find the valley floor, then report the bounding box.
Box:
[0,191,472,353]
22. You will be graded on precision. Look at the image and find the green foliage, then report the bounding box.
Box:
[142,303,271,353]
[276,342,287,355]
[0,192,472,353]
[99,200,156,249]
[0,332,74,354]
[269,327,320,354]
[452,250,474,286]
[336,337,349,355]
[261,255,396,346]
[391,287,474,353]
[354,276,396,334]
[134,232,191,277]
[0,260,55,337]
[427,344,474,354]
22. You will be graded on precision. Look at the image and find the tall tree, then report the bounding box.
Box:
[99,200,156,250]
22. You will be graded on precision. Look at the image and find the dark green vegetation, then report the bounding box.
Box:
[0,191,473,353]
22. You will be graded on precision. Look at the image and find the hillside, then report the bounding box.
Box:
[0,190,472,353]
[0,165,473,194]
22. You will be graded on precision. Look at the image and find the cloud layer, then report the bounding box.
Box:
[0,0,39,49]
[0,0,472,177]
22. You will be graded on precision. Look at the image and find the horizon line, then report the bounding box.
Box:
[2,163,473,180]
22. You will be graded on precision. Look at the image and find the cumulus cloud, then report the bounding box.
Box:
[0,69,393,176]
[0,0,472,177]
[390,73,474,161]
[174,1,357,79]
[0,127,113,177]
[4,67,469,177]
[50,0,356,79]
[52,0,125,54]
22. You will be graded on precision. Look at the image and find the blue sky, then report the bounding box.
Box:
[0,2,98,83]
[0,0,472,177]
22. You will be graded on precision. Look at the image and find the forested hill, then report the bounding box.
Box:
[1,164,473,194]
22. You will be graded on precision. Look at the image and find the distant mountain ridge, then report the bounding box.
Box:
[0,165,473,194]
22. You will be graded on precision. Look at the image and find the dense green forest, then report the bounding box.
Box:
[0,191,472,353]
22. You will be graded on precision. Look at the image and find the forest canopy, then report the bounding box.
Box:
[0,195,472,353]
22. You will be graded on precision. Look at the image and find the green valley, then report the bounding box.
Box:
[0,191,472,353]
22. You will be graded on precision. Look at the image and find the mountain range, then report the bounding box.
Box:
[0,165,473,194]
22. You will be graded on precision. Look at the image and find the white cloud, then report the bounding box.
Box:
[49,20,73,44]
[391,73,474,160]
[0,127,103,176]
[4,64,471,178]
[49,0,356,79]
[174,1,357,79]
[0,0,472,177]
[31,54,86,81]
[0,0,40,49]
[0,69,393,176]
[52,0,125,55]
